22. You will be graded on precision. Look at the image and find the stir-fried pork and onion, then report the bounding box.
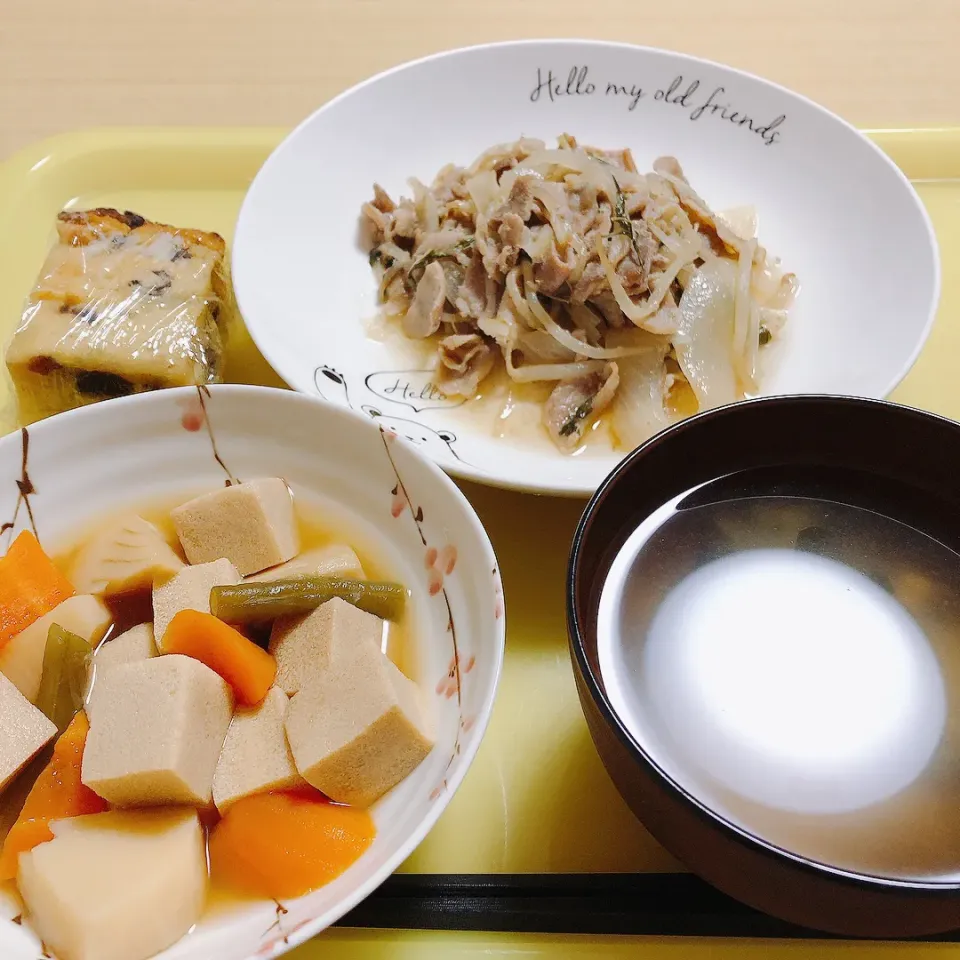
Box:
[360,135,797,452]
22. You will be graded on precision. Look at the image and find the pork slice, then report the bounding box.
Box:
[580,201,612,240]
[543,362,620,451]
[431,164,468,204]
[440,261,466,308]
[413,227,468,258]
[435,334,497,398]
[490,213,529,276]
[498,212,528,248]
[480,177,541,276]
[533,241,577,295]
[360,203,389,247]
[651,156,731,248]
[371,184,396,214]
[591,292,625,328]
[571,260,606,304]
[454,256,493,319]
[402,261,446,339]
[392,203,418,239]
[493,176,537,223]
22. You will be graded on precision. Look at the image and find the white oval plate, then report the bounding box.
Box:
[0,385,504,960]
[233,40,939,498]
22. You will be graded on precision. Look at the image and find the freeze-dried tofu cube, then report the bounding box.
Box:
[17,808,206,960]
[81,654,233,807]
[284,642,432,808]
[0,595,111,703]
[269,597,382,696]
[69,515,183,597]
[86,624,157,722]
[91,624,157,675]
[153,558,239,648]
[0,671,56,791]
[171,478,298,576]
[212,686,304,812]
[6,208,228,424]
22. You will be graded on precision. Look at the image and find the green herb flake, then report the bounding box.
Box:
[759,326,772,346]
[559,398,594,437]
[611,177,643,265]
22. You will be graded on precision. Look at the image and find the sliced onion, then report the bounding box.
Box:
[517,329,577,363]
[675,258,741,410]
[410,178,439,234]
[731,238,757,382]
[647,220,684,254]
[770,272,800,310]
[478,307,517,347]
[608,337,673,450]
[529,180,574,246]
[505,267,536,327]
[522,264,658,360]
[506,353,604,383]
[520,226,555,262]
[465,170,502,216]
[718,206,759,240]
[742,302,761,394]
[465,139,546,177]
[376,242,411,266]
[521,150,620,200]
[758,307,790,337]
[568,303,602,344]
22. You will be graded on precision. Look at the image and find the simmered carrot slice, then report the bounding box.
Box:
[0,711,106,880]
[0,531,75,651]
[208,789,376,899]
[162,609,276,706]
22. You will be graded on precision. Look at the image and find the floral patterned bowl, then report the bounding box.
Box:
[0,384,505,960]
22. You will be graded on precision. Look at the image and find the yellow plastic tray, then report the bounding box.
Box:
[0,127,958,959]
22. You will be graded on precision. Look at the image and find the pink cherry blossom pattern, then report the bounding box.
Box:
[390,485,407,518]
[436,655,459,699]
[176,388,238,485]
[493,567,504,620]
[375,426,468,807]
[177,392,205,432]
[438,544,457,575]
[424,543,457,595]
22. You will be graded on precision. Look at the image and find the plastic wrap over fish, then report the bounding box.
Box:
[5,208,229,424]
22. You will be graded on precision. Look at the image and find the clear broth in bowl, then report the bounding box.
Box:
[598,477,960,881]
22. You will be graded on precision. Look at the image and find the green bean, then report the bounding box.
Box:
[35,624,91,733]
[34,626,67,726]
[211,576,407,623]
